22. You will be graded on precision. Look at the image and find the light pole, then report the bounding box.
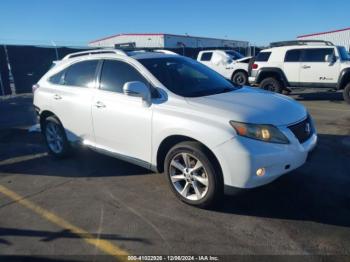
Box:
[51,40,59,60]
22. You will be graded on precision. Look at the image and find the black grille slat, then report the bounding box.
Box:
[288,117,313,144]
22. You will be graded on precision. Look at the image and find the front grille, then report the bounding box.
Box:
[288,117,313,144]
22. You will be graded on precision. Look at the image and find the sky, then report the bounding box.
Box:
[0,0,349,47]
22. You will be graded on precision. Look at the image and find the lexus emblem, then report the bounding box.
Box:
[305,123,311,134]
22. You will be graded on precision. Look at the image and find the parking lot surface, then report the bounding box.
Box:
[0,90,349,259]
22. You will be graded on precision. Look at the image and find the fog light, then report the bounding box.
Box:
[256,168,265,177]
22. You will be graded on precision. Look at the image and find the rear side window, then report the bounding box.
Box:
[100,60,148,93]
[64,60,99,88]
[255,52,271,62]
[301,48,334,62]
[200,52,213,61]
[49,70,65,85]
[285,49,302,62]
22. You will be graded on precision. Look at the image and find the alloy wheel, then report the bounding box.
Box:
[169,152,209,201]
[45,122,64,154]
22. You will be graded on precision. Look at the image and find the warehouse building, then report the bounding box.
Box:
[89,33,249,50]
[297,27,350,51]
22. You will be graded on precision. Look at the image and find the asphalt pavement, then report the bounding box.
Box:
[0,90,349,261]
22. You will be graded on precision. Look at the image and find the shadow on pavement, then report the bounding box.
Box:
[291,90,344,102]
[0,227,151,246]
[1,126,350,228]
[0,128,149,177]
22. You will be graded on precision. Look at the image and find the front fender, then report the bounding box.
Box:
[151,108,234,166]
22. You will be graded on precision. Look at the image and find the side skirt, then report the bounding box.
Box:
[73,140,157,172]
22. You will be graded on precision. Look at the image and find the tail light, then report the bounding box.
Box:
[252,63,258,69]
[32,84,40,93]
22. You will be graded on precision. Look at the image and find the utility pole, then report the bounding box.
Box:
[51,40,59,60]
[4,45,15,95]
[0,68,4,96]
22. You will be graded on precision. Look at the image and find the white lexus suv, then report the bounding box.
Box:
[33,49,317,207]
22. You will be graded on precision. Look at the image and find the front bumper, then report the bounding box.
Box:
[213,128,317,190]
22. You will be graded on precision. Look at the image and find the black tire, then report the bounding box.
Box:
[259,77,283,93]
[232,71,248,85]
[343,83,350,104]
[43,116,71,158]
[164,141,223,208]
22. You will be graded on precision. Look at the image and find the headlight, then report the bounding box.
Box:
[230,121,289,144]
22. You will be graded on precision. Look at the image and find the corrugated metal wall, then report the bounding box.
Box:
[90,35,165,48]
[298,29,350,51]
[90,34,249,49]
[164,35,248,48]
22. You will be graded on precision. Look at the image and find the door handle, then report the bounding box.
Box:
[302,65,311,69]
[94,101,106,108]
[53,94,62,100]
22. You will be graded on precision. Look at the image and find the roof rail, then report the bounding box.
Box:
[153,49,179,55]
[63,49,127,60]
[270,40,334,47]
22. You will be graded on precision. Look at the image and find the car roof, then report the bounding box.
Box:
[262,45,336,52]
[128,52,177,60]
[61,49,179,63]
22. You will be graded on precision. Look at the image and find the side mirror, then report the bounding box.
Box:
[325,54,337,64]
[123,81,151,106]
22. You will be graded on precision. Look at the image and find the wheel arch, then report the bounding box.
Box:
[256,67,289,87]
[337,68,350,90]
[156,135,223,181]
[39,110,66,134]
[39,110,55,131]
[231,69,248,80]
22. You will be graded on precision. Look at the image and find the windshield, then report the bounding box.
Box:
[225,51,244,60]
[138,57,238,97]
[337,46,350,61]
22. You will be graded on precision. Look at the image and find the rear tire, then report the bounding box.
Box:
[232,71,248,86]
[43,116,71,158]
[259,77,283,93]
[343,83,350,104]
[164,141,222,208]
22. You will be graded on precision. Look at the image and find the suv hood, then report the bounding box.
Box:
[186,87,307,126]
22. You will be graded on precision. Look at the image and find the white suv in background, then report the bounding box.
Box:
[249,40,350,103]
[33,49,317,207]
[197,50,251,85]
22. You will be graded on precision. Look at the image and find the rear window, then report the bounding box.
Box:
[285,49,302,62]
[49,70,65,85]
[255,52,271,62]
[200,52,213,61]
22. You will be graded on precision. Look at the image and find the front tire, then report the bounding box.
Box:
[232,71,248,85]
[343,83,350,104]
[43,116,71,158]
[164,141,222,208]
[259,77,283,93]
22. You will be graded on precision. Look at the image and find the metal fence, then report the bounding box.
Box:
[0,45,89,96]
